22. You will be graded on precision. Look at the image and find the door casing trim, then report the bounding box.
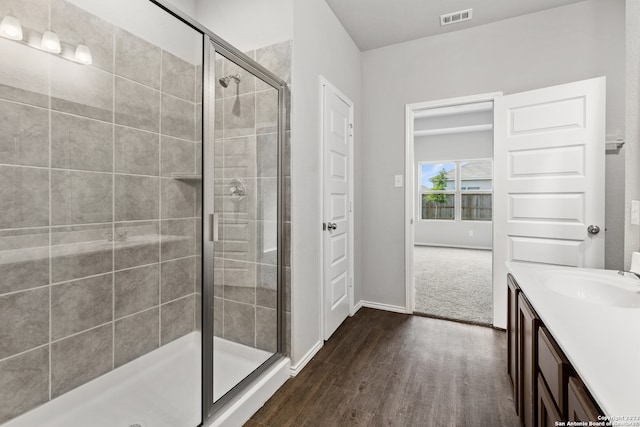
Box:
[404,92,503,319]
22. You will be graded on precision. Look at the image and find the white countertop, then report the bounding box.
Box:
[507,262,640,417]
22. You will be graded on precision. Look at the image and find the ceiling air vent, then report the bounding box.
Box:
[440,8,473,26]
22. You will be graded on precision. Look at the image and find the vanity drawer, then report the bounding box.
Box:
[538,327,570,416]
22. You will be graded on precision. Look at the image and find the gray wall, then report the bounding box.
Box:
[0,0,202,423]
[194,0,293,52]
[291,0,362,366]
[625,0,640,269]
[361,0,626,308]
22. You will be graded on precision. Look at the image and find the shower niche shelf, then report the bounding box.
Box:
[171,173,202,181]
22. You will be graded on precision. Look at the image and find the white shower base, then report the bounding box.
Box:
[213,337,272,401]
[4,332,289,427]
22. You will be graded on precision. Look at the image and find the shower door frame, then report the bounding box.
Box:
[202,38,289,421]
[146,1,289,425]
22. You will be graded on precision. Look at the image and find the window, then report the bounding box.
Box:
[420,162,455,220]
[419,159,492,221]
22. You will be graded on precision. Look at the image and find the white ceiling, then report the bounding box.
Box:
[325,0,588,51]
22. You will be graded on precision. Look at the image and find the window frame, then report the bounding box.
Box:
[418,161,456,222]
[418,158,493,222]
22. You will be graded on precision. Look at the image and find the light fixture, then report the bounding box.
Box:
[0,19,92,66]
[0,15,23,41]
[41,30,61,53]
[74,43,92,65]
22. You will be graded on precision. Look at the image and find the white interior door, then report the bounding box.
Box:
[322,79,353,340]
[493,77,606,328]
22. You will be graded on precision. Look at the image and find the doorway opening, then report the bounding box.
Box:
[405,95,500,326]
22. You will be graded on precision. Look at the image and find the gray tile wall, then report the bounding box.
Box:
[0,0,202,423]
[213,41,292,357]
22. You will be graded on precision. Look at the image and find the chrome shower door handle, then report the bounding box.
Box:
[587,225,600,235]
[209,213,219,241]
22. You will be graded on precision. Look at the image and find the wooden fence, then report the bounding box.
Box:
[421,194,492,221]
[461,194,492,220]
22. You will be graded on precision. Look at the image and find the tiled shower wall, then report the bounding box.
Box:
[0,0,202,423]
[213,41,292,356]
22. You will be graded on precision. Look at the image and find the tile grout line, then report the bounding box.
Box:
[0,163,196,179]
[0,289,201,367]
[0,216,201,236]
[0,343,51,365]
[221,54,225,339]
[252,74,258,349]
[47,0,53,402]
[158,48,164,348]
[0,97,193,141]
[193,63,198,332]
[112,27,117,371]
[0,255,191,301]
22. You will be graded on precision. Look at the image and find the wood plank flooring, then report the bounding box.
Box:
[248,308,520,427]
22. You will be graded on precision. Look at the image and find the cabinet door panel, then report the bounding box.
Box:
[568,377,601,422]
[519,293,540,427]
[508,274,520,414]
[538,327,570,417]
[538,375,563,427]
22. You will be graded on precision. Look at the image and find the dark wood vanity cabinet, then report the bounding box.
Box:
[507,274,603,427]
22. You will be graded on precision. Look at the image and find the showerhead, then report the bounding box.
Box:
[219,74,241,88]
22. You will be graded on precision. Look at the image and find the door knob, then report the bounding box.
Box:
[326,222,337,231]
[587,225,600,235]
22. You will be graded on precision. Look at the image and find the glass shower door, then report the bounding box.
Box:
[203,41,282,411]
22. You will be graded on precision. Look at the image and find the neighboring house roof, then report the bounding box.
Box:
[444,160,492,180]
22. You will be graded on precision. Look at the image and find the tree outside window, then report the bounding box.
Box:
[419,159,492,221]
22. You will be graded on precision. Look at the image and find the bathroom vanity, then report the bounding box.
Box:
[506,262,640,427]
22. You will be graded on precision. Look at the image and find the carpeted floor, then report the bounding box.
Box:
[414,246,493,325]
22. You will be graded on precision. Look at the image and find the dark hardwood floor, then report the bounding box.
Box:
[247,308,520,427]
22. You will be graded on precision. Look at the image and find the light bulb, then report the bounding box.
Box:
[74,44,92,65]
[0,15,23,41]
[41,30,61,53]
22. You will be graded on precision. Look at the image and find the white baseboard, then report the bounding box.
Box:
[289,340,323,377]
[358,300,409,314]
[351,300,364,315]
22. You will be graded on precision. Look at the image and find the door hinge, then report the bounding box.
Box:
[349,123,353,137]
[349,201,353,213]
[350,276,353,287]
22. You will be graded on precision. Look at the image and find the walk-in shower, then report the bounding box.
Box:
[0,0,290,425]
